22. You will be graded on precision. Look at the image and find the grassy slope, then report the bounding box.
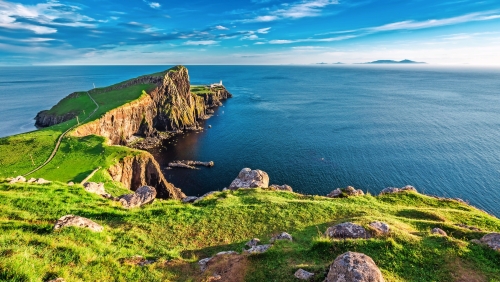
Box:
[0,184,498,282]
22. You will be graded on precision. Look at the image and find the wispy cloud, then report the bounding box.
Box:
[0,0,96,34]
[183,40,219,46]
[215,25,229,30]
[143,0,161,9]
[242,0,339,23]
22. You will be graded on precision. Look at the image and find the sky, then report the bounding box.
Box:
[1,0,500,65]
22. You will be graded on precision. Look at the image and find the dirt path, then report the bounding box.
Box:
[24,92,99,177]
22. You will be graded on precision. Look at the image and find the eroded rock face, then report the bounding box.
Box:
[229,168,269,190]
[431,228,447,236]
[379,185,417,195]
[369,222,390,235]
[479,233,500,251]
[326,252,385,282]
[118,185,157,209]
[294,269,314,280]
[53,215,103,232]
[270,232,293,243]
[325,222,369,239]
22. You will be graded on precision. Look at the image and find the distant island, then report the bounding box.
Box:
[363,59,426,64]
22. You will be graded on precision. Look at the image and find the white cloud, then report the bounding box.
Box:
[257,27,271,34]
[0,0,96,34]
[183,40,219,46]
[242,0,338,23]
[215,25,229,30]
[143,0,161,9]
[242,34,259,40]
[270,39,295,44]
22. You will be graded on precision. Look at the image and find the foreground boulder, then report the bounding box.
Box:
[269,184,293,192]
[479,233,500,251]
[229,168,269,189]
[325,222,369,239]
[369,221,390,235]
[327,186,364,198]
[294,269,314,280]
[326,252,385,282]
[379,185,417,195]
[53,215,103,232]
[118,186,157,208]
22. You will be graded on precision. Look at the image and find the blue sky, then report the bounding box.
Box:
[1,0,500,65]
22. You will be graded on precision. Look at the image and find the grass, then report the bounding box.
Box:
[0,184,498,282]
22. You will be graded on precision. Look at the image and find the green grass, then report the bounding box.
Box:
[190,85,213,95]
[0,185,498,282]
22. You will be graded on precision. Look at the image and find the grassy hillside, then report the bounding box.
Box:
[0,183,498,281]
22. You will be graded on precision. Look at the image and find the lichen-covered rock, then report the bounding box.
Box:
[244,244,271,254]
[294,269,314,280]
[325,222,369,239]
[369,221,390,235]
[326,252,385,282]
[118,186,157,208]
[479,233,500,251]
[379,185,417,195]
[229,168,269,189]
[53,215,103,232]
[431,228,447,236]
[269,184,293,192]
[270,232,293,243]
[9,176,26,184]
[245,238,261,248]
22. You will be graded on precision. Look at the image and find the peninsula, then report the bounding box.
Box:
[363,59,426,64]
[0,66,499,282]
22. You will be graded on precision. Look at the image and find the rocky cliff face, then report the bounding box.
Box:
[108,153,186,199]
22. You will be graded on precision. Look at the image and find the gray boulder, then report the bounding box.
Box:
[345,186,365,196]
[269,184,293,192]
[327,188,342,198]
[229,168,269,189]
[84,182,113,199]
[325,222,369,239]
[270,232,293,243]
[431,228,447,236]
[182,196,198,203]
[326,252,385,282]
[53,215,103,232]
[194,191,218,202]
[244,244,271,254]
[245,238,261,248]
[118,186,157,208]
[294,269,314,280]
[380,185,417,195]
[9,176,26,184]
[479,233,500,251]
[369,221,390,235]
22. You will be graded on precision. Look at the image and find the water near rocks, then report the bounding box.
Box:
[1,65,499,216]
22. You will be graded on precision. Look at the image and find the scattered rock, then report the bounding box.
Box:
[325,252,385,282]
[270,232,293,243]
[67,182,74,186]
[195,191,218,202]
[431,228,447,236]
[294,269,314,280]
[479,233,500,251]
[119,255,156,266]
[369,221,390,235]
[269,184,293,192]
[9,176,26,184]
[455,223,482,232]
[118,186,157,209]
[169,160,214,169]
[84,182,113,198]
[35,178,51,184]
[27,178,37,183]
[182,196,198,203]
[379,185,417,195]
[327,188,342,198]
[244,244,271,254]
[168,162,198,169]
[199,251,238,271]
[325,222,369,239]
[245,238,261,249]
[53,215,103,232]
[229,168,269,190]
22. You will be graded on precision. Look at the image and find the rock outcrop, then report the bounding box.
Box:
[270,232,293,243]
[327,186,364,198]
[244,244,271,254]
[479,233,500,251]
[118,185,157,208]
[379,185,417,195]
[108,153,185,199]
[269,184,293,192]
[325,222,370,239]
[9,176,26,184]
[325,252,385,282]
[83,182,113,199]
[229,168,269,190]
[53,215,103,232]
[369,221,390,235]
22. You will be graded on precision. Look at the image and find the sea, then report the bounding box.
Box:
[1,65,499,216]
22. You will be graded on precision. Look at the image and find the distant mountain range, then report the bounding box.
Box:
[363,59,426,64]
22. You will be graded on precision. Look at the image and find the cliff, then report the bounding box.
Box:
[108,152,185,199]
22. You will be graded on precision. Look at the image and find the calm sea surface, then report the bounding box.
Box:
[1,65,500,216]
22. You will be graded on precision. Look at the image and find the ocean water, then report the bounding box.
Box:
[1,65,500,216]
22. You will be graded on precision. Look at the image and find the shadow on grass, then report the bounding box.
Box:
[0,221,52,235]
